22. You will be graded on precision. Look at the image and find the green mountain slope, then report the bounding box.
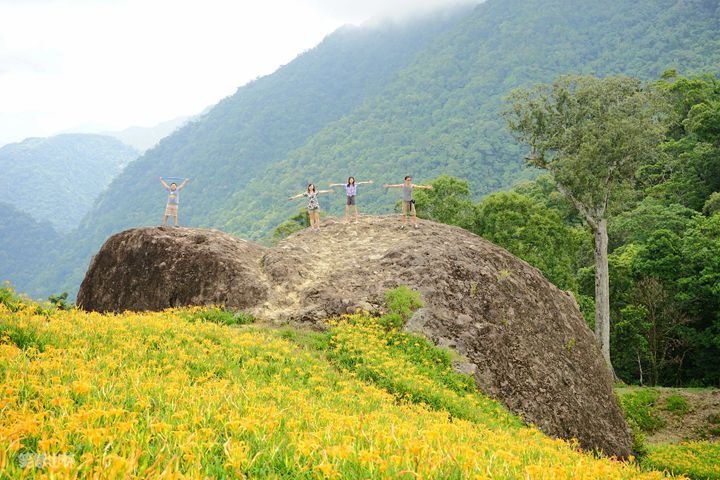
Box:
[229,0,720,233]
[79,10,468,235]
[24,10,469,298]
[0,134,138,233]
[0,203,61,293]
[25,0,720,297]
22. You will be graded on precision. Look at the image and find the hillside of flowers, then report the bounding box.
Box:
[0,285,688,479]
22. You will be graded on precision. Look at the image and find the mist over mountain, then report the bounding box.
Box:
[102,116,193,153]
[232,0,720,234]
[10,0,720,298]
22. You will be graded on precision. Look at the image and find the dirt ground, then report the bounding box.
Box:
[616,386,720,444]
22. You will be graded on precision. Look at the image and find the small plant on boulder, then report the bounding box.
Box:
[381,285,423,329]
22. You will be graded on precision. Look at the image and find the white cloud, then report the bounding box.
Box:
[307,0,478,24]
[0,0,344,145]
[0,0,476,146]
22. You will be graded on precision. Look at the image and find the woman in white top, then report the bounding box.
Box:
[289,183,334,231]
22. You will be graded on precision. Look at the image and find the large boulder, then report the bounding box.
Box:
[78,217,632,458]
[77,226,269,312]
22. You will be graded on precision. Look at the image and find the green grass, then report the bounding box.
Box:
[642,442,720,480]
[178,306,255,326]
[282,286,519,429]
[663,394,690,416]
[619,388,666,433]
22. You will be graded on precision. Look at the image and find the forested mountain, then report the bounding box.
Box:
[233,0,720,235]
[20,0,720,298]
[0,203,60,292]
[23,8,470,297]
[0,134,138,233]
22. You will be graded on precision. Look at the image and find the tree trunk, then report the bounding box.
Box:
[593,218,614,375]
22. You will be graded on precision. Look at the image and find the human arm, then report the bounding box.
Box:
[413,184,433,190]
[383,184,403,188]
[357,180,374,185]
[288,192,305,200]
[317,189,335,195]
[178,178,190,190]
[328,183,345,188]
[160,177,169,189]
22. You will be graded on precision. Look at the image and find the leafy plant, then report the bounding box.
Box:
[381,285,423,329]
[662,393,690,416]
[619,388,666,433]
[0,283,24,312]
[48,292,73,310]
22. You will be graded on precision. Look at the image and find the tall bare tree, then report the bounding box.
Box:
[504,75,671,371]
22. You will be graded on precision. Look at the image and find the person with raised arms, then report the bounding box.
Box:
[328,176,373,223]
[383,175,433,228]
[160,177,189,226]
[288,183,334,232]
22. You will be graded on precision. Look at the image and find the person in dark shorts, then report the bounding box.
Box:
[160,177,189,226]
[329,176,373,223]
[289,183,334,231]
[383,175,432,228]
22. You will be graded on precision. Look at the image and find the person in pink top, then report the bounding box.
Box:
[329,176,373,223]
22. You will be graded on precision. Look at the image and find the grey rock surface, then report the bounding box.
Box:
[77,226,269,312]
[78,216,632,458]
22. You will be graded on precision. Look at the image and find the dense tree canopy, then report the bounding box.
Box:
[504,74,672,370]
[0,134,138,233]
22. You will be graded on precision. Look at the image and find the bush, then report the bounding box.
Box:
[703,192,720,217]
[629,422,649,458]
[663,393,690,416]
[619,388,666,433]
[0,283,24,312]
[48,292,73,310]
[382,285,423,328]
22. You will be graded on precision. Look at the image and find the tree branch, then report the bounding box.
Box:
[554,181,600,231]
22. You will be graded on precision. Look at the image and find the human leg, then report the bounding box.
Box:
[307,209,315,229]
[164,204,178,225]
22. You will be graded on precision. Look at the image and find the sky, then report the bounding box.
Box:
[0,0,474,146]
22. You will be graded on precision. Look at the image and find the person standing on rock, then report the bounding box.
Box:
[329,176,373,223]
[289,183,334,232]
[160,177,189,226]
[383,176,432,228]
